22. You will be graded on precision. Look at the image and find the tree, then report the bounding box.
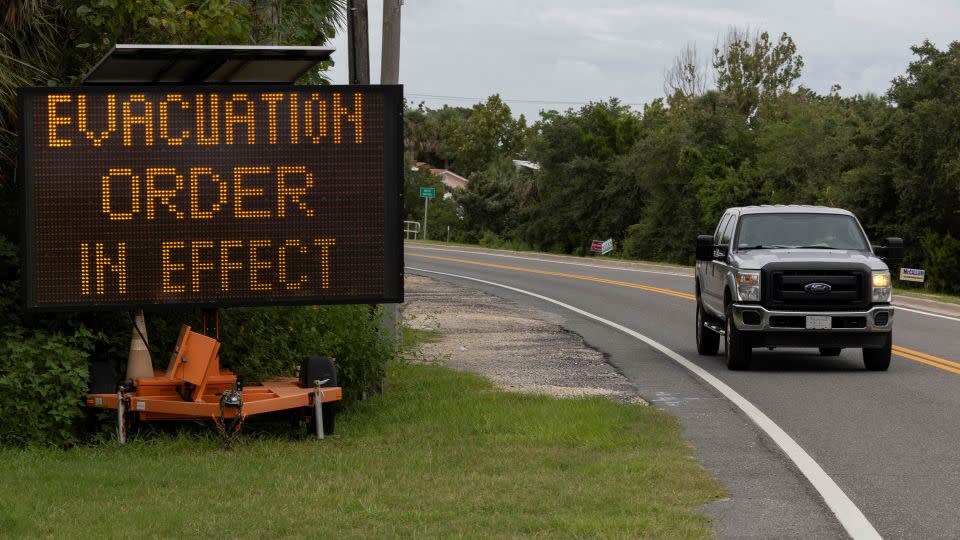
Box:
[450,95,527,176]
[457,157,519,237]
[519,99,642,254]
[664,42,709,103]
[885,40,960,270]
[713,28,804,118]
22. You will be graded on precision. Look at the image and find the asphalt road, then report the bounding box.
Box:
[405,243,960,540]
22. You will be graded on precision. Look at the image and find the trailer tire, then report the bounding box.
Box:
[304,403,336,436]
[299,356,337,389]
[88,359,116,394]
[301,356,337,436]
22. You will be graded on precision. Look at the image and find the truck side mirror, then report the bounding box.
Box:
[696,235,715,262]
[881,237,904,266]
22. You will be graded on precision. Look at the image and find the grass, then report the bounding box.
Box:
[894,286,960,306]
[402,326,442,350]
[0,362,725,539]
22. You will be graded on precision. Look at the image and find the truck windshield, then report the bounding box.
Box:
[736,214,868,251]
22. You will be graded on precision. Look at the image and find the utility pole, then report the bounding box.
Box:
[381,0,402,85]
[347,0,370,85]
[379,0,403,352]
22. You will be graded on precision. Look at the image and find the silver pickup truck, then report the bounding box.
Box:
[694,205,903,371]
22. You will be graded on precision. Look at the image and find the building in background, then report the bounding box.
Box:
[415,162,469,192]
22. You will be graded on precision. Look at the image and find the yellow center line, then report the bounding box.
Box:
[410,253,696,300]
[892,349,960,375]
[409,251,960,376]
[892,345,960,370]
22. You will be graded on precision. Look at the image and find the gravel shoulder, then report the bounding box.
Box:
[403,274,646,404]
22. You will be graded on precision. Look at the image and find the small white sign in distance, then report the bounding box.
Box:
[601,238,614,255]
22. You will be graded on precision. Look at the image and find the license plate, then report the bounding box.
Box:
[805,316,832,330]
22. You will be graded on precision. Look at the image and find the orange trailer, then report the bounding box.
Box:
[86,325,342,445]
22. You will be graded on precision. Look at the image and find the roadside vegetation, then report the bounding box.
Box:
[0,360,725,538]
[405,30,960,295]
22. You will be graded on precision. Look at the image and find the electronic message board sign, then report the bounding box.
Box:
[19,85,403,311]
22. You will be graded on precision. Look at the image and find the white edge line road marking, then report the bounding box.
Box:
[893,305,960,323]
[407,245,693,277]
[408,266,882,540]
[409,244,959,325]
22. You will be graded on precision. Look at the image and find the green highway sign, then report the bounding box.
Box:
[419,187,436,199]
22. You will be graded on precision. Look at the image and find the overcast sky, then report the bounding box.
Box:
[329,0,960,119]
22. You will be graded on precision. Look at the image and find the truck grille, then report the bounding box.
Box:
[763,265,870,311]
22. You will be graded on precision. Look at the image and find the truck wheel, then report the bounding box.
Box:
[725,306,752,370]
[863,334,892,371]
[696,300,720,355]
[819,348,842,357]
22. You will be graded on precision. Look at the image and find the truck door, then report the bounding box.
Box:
[702,213,730,315]
[709,214,737,314]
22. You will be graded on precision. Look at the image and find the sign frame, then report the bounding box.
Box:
[18,84,405,312]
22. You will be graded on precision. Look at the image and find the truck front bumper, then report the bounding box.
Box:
[730,304,893,348]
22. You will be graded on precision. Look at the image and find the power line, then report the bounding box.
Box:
[406,92,646,107]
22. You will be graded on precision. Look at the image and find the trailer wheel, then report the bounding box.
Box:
[299,356,337,389]
[300,356,337,436]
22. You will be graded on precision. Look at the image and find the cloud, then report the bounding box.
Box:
[329,0,957,118]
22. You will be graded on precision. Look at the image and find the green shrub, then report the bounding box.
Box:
[922,232,960,294]
[0,328,94,447]
[478,230,502,247]
[218,305,395,400]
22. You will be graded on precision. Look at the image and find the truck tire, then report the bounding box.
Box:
[725,306,752,370]
[863,334,892,371]
[696,300,720,355]
[819,348,842,357]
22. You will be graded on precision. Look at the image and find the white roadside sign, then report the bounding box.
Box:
[601,238,614,255]
[899,268,925,283]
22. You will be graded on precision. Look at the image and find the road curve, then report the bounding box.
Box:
[405,243,960,540]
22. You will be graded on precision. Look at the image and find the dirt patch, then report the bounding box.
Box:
[404,274,646,404]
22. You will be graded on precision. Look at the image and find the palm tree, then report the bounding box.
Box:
[1,0,60,188]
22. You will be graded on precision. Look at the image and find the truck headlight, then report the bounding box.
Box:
[736,271,761,302]
[872,271,892,303]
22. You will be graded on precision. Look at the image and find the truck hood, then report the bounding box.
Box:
[732,249,888,271]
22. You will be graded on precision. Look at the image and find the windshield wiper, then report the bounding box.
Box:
[793,245,838,249]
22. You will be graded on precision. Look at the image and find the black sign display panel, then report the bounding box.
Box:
[19,85,403,311]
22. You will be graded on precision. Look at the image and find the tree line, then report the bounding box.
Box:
[404,30,960,294]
